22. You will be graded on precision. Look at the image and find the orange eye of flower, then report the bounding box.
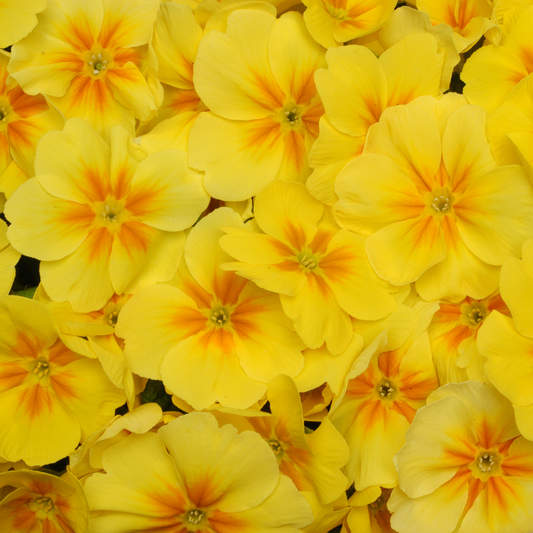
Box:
[297,251,318,270]
[185,508,206,526]
[376,379,397,400]
[0,106,7,123]
[32,359,50,379]
[280,103,302,127]
[210,308,229,326]
[268,439,284,456]
[29,496,55,519]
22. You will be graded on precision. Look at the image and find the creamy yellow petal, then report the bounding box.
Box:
[193,9,283,119]
[126,149,209,231]
[35,118,111,204]
[0,0,46,48]
[380,34,443,107]
[442,104,497,194]
[334,153,425,236]
[5,178,93,261]
[160,330,266,409]
[365,216,446,286]
[478,311,533,407]
[454,165,533,266]
[188,112,284,201]
[40,228,114,313]
[315,45,386,137]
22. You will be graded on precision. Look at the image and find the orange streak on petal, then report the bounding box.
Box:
[85,228,114,262]
[113,46,145,69]
[186,476,221,509]
[170,306,208,339]
[47,339,80,366]
[282,129,307,176]
[378,350,401,379]
[213,272,247,307]
[208,509,250,533]
[8,86,49,118]
[12,331,47,359]
[115,221,152,258]
[0,362,28,392]
[346,363,381,399]
[390,400,416,423]
[18,384,54,420]
[60,75,116,119]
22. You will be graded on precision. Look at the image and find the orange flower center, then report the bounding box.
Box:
[29,496,55,520]
[297,250,318,270]
[94,199,129,231]
[280,102,303,129]
[0,100,12,131]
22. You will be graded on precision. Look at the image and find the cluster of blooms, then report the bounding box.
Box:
[2,0,533,531]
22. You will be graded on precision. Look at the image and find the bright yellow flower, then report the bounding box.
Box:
[308,34,445,205]
[0,470,89,533]
[5,119,209,312]
[211,374,349,506]
[84,412,313,532]
[0,0,46,48]
[329,300,440,491]
[0,50,64,200]
[343,486,395,533]
[334,97,533,301]
[416,0,499,53]
[390,382,533,533]
[462,5,533,112]
[477,240,533,439]
[221,181,397,355]
[137,1,208,153]
[428,293,510,384]
[188,9,326,201]
[8,0,162,138]
[0,296,126,466]
[117,207,306,410]
[0,220,20,297]
[301,0,396,48]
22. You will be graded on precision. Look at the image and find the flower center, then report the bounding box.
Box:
[210,307,229,327]
[107,310,119,327]
[460,300,488,329]
[326,3,348,20]
[470,449,503,480]
[29,497,54,519]
[185,509,206,527]
[32,359,50,379]
[426,187,455,218]
[267,439,283,456]
[297,251,318,270]
[376,379,397,400]
[95,199,127,231]
[0,106,6,123]
[280,102,302,128]
[85,49,113,78]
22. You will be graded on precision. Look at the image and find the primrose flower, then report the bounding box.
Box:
[189,9,326,201]
[84,412,313,532]
[8,0,162,138]
[0,296,126,467]
[462,5,533,112]
[416,0,499,53]
[477,240,533,439]
[117,208,306,410]
[0,470,89,533]
[308,34,445,205]
[334,97,533,301]
[329,300,440,491]
[343,486,394,533]
[301,0,396,48]
[0,50,63,199]
[428,293,510,384]
[390,381,533,533]
[5,119,209,313]
[221,180,397,355]
[0,0,46,48]
[210,374,350,506]
[0,220,20,297]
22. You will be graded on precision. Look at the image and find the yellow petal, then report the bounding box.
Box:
[0,0,47,48]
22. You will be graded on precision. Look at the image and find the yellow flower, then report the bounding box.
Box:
[334,97,533,301]
[308,34,446,205]
[0,0,46,48]
[0,469,89,533]
[301,0,396,48]
[390,382,533,533]
[8,0,162,138]
[5,119,209,312]
[0,50,64,200]
[0,296,126,466]
[188,9,326,201]
[329,300,440,491]
[428,293,510,384]
[416,0,500,53]
[462,5,533,112]
[477,240,533,439]
[117,207,306,410]
[84,412,313,532]
[0,220,20,297]
[343,486,395,533]
[221,181,397,355]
